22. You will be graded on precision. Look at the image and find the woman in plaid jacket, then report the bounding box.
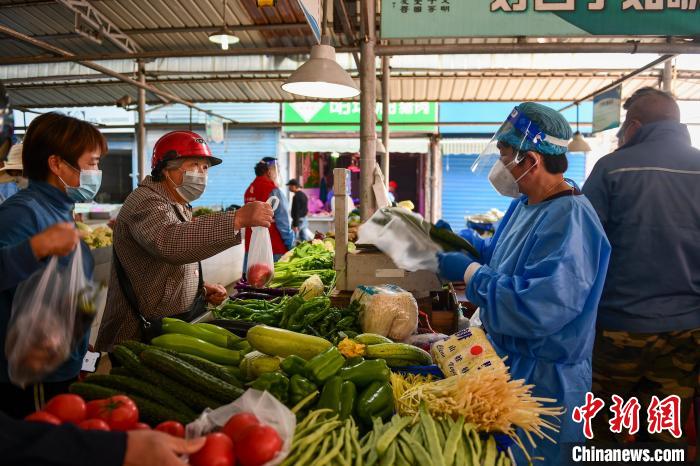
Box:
[96,131,272,350]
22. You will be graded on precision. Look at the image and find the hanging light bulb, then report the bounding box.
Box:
[209,0,239,50]
[281,0,359,99]
[568,104,592,152]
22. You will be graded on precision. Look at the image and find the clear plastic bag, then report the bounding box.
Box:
[351,284,419,341]
[246,197,278,287]
[6,245,94,387]
[186,389,296,466]
[358,207,442,272]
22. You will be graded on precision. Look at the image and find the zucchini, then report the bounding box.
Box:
[384,358,422,368]
[112,345,221,412]
[162,318,238,349]
[355,333,393,345]
[151,333,241,365]
[364,343,432,365]
[239,351,281,380]
[247,325,331,360]
[140,348,244,403]
[84,374,196,418]
[193,322,242,342]
[175,353,243,388]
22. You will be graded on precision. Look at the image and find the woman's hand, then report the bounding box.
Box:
[204,283,228,305]
[233,201,273,230]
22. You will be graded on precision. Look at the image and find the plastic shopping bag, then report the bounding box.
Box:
[6,244,96,387]
[246,197,279,288]
[187,389,296,466]
[358,207,442,272]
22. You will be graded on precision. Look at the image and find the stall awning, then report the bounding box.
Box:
[440,139,490,155]
[280,138,429,154]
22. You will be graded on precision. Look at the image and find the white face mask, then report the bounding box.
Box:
[487,158,538,198]
[169,170,207,203]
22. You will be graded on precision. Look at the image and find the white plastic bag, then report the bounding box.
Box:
[358,207,442,272]
[246,197,279,288]
[186,389,296,466]
[6,245,94,387]
[351,284,419,341]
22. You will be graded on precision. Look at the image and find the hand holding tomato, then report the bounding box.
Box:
[189,433,235,466]
[155,421,185,438]
[124,430,206,466]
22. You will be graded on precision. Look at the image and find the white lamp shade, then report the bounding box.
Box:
[209,28,240,49]
[282,44,360,99]
[568,131,591,153]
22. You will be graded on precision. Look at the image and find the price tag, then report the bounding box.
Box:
[81,351,101,373]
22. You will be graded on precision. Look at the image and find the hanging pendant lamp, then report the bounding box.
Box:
[209,0,239,50]
[568,104,592,152]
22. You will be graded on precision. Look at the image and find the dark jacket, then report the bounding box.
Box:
[0,181,93,383]
[0,411,125,466]
[583,121,700,333]
[291,190,309,228]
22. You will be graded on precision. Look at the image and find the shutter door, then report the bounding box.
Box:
[146,127,278,209]
[442,152,588,230]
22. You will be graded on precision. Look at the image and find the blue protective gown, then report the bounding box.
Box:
[465,193,611,465]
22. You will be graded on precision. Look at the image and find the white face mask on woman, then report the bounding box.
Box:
[487,157,538,198]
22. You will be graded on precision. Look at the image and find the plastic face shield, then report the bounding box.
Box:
[471,107,570,176]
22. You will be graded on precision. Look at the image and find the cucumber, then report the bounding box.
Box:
[175,353,243,388]
[70,382,123,400]
[110,367,132,377]
[365,343,432,365]
[162,318,238,349]
[355,333,393,345]
[122,340,151,356]
[112,345,221,412]
[140,348,244,403]
[84,374,196,418]
[247,325,331,360]
[151,333,241,365]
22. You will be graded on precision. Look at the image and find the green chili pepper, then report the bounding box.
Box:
[338,359,391,388]
[304,346,344,384]
[289,374,317,406]
[280,355,308,377]
[317,376,343,413]
[249,372,290,403]
[338,380,356,420]
[356,381,393,424]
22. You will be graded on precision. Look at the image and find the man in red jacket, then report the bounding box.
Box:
[244,157,293,268]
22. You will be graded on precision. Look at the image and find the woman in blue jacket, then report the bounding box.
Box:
[0,112,106,418]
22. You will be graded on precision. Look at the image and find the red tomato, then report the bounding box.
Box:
[78,419,111,431]
[222,413,260,443]
[45,394,87,424]
[155,420,185,437]
[189,432,235,466]
[25,411,62,425]
[247,264,273,288]
[85,395,139,431]
[130,422,151,430]
[236,424,282,466]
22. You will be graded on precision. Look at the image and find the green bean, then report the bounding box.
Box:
[420,405,446,466]
[443,416,465,466]
[483,436,498,466]
[379,441,396,466]
[408,440,433,466]
[317,431,343,465]
[398,432,417,465]
[376,416,412,456]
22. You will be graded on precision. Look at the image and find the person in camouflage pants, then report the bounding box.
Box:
[591,328,700,443]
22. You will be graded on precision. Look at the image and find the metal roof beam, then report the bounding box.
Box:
[0,23,238,124]
[55,0,141,53]
[2,41,700,65]
[334,0,361,68]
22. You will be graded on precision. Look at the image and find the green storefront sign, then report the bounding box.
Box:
[282,101,437,132]
[381,0,699,38]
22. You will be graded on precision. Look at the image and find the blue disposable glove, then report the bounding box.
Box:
[437,252,475,282]
[434,219,453,231]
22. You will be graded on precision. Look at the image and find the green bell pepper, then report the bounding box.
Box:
[280,355,307,377]
[344,356,364,368]
[289,374,317,406]
[249,371,290,403]
[356,381,393,424]
[317,376,343,413]
[339,380,356,420]
[304,346,345,384]
[338,359,391,387]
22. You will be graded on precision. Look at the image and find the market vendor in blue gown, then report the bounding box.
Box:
[436,103,611,465]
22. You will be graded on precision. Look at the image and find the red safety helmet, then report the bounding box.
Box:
[151,131,222,176]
